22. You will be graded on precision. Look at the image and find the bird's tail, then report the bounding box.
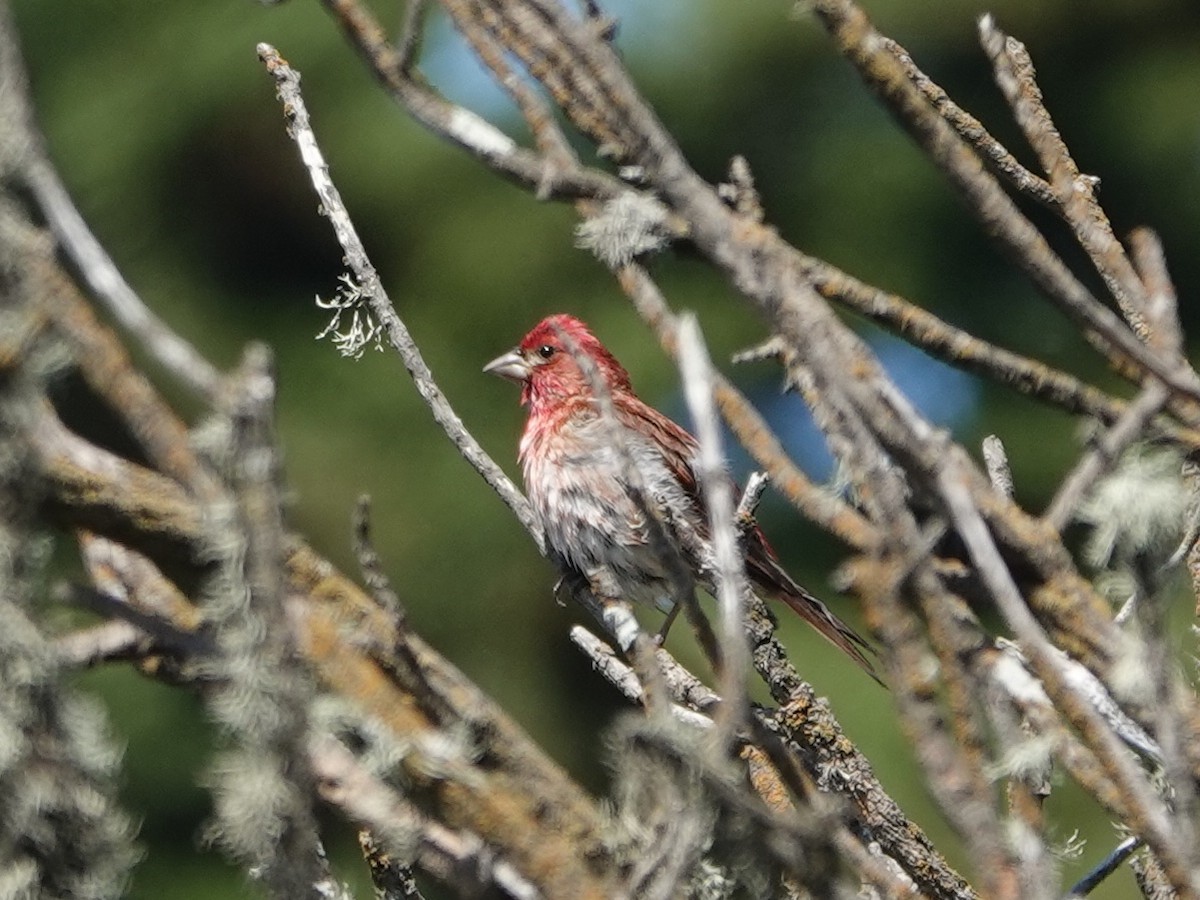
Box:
[744,537,883,685]
[773,581,883,686]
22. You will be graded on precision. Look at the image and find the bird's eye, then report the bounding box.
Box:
[536,344,556,360]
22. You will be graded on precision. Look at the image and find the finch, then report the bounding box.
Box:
[485,313,878,681]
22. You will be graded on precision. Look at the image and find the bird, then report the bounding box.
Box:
[484,313,879,681]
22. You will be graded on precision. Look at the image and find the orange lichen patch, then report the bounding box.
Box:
[293,601,618,898]
[741,744,794,815]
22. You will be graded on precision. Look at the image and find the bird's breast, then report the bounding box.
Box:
[519,416,704,607]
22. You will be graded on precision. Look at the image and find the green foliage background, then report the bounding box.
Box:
[10,0,1200,896]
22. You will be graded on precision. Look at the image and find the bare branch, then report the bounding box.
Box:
[352,495,406,626]
[736,471,770,521]
[878,35,1057,208]
[257,43,543,549]
[982,435,1014,498]
[810,0,1200,408]
[358,830,426,900]
[1043,382,1172,532]
[568,625,714,730]
[319,0,623,201]
[937,451,1199,897]
[52,619,151,669]
[800,255,1200,450]
[1066,836,1142,898]
[25,160,221,397]
[1128,227,1184,357]
[56,582,210,662]
[979,16,1148,337]
[676,313,751,743]
[310,737,541,900]
[0,0,219,399]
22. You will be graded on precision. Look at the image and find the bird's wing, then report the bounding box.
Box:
[614,388,878,681]
[613,391,881,683]
[612,391,702,500]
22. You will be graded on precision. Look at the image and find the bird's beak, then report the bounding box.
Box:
[483,349,531,383]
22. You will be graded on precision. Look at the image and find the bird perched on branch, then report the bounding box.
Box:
[485,313,879,681]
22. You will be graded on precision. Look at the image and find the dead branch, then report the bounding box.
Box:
[2,0,1199,897]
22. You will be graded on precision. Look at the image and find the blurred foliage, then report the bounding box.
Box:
[10,0,1200,897]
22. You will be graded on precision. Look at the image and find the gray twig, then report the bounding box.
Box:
[52,619,150,669]
[937,451,1197,894]
[202,344,325,897]
[352,494,406,626]
[979,16,1148,337]
[1043,383,1171,532]
[310,737,541,900]
[981,435,1014,499]
[25,159,221,397]
[569,626,714,730]
[675,313,750,745]
[257,44,543,550]
[1064,836,1142,898]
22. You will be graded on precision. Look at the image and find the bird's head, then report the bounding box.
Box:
[484,314,633,409]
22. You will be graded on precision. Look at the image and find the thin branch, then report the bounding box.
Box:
[990,639,1160,765]
[52,619,151,669]
[937,450,1199,898]
[352,494,407,626]
[1043,382,1171,532]
[319,0,623,201]
[74,531,203,655]
[982,435,1014,498]
[982,662,1055,889]
[0,3,220,399]
[350,492,456,716]
[736,471,770,520]
[1130,846,1176,900]
[719,155,765,222]
[394,0,429,74]
[879,35,1057,208]
[810,0,1200,409]
[358,830,426,900]
[1065,836,1142,898]
[310,737,541,900]
[257,43,543,550]
[24,224,223,500]
[725,225,1200,452]
[449,0,579,186]
[1128,227,1183,357]
[800,257,1200,445]
[568,626,714,730]
[24,159,221,397]
[57,583,210,659]
[675,313,750,744]
[979,16,1148,336]
[32,405,211,577]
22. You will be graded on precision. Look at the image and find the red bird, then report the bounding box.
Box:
[485,314,878,680]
